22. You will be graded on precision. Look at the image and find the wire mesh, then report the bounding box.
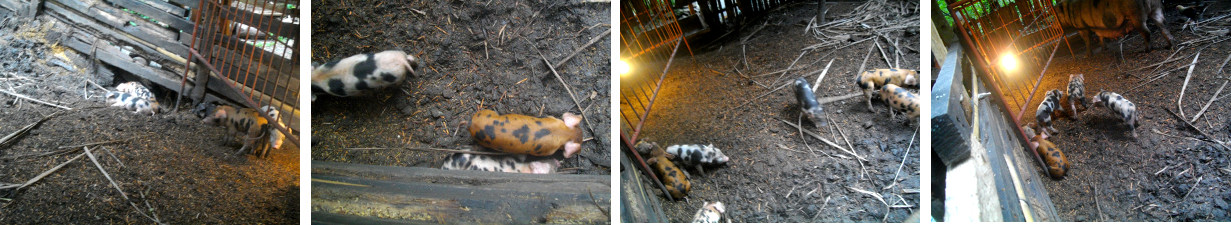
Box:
[949,0,1067,124]
[185,0,300,147]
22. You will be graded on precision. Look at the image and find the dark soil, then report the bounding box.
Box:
[1017,2,1231,221]
[0,19,299,224]
[308,0,612,174]
[626,2,920,223]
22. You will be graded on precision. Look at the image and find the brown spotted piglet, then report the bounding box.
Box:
[468,109,584,158]
[878,84,920,120]
[855,68,919,111]
[648,155,690,200]
[1023,124,1070,179]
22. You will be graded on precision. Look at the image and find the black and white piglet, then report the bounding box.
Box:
[259,105,286,150]
[1035,89,1065,136]
[1091,90,1138,137]
[105,91,160,115]
[311,50,419,101]
[793,77,826,127]
[665,144,729,174]
[440,152,560,174]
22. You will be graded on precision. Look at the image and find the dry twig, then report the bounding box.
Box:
[0,89,72,110]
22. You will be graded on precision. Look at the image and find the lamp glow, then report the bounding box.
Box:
[999,53,1018,72]
[617,59,631,77]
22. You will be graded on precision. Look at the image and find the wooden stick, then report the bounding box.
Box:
[771,50,809,87]
[57,138,133,149]
[347,147,513,155]
[553,28,611,69]
[722,82,791,115]
[0,89,72,110]
[537,49,597,141]
[781,119,865,161]
[816,92,862,105]
[1219,53,1231,74]
[884,130,917,190]
[1190,80,1227,123]
[734,67,769,89]
[2,153,85,191]
[1,112,60,149]
[812,59,835,92]
[857,45,875,77]
[1166,108,1230,150]
[1178,52,1200,118]
[875,39,891,69]
[84,147,165,224]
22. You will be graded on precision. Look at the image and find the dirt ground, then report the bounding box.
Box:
[626,2,920,223]
[1008,2,1231,221]
[0,20,300,224]
[308,0,612,174]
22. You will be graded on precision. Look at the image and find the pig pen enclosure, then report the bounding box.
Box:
[0,0,301,223]
[936,0,1231,221]
[620,0,920,223]
[307,0,611,223]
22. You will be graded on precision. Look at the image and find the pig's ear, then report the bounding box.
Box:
[563,112,582,128]
[563,142,582,158]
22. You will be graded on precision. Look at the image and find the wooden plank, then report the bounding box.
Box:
[105,0,193,32]
[44,0,189,65]
[311,161,609,224]
[167,0,195,9]
[0,0,20,13]
[137,0,186,17]
[94,2,178,41]
[62,33,195,97]
[216,3,298,39]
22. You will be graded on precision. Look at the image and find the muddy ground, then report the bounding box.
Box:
[309,0,611,174]
[1016,3,1231,221]
[0,19,300,223]
[626,2,921,223]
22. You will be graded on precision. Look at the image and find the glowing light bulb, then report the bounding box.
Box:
[617,59,632,77]
[999,53,1018,73]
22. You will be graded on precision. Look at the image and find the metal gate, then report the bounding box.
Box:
[183,0,300,147]
[620,0,691,202]
[948,0,1068,140]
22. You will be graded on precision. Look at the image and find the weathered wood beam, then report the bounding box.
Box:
[105,0,193,32]
[312,161,610,224]
[44,0,189,64]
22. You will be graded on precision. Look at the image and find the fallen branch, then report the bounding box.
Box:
[0,152,85,191]
[553,28,611,69]
[884,130,916,190]
[84,147,165,225]
[812,59,835,92]
[1166,108,1230,150]
[0,89,72,110]
[1178,52,1200,118]
[536,49,597,142]
[57,138,134,149]
[1,112,61,149]
[1189,80,1227,123]
[781,119,865,161]
[849,186,892,222]
[816,93,862,105]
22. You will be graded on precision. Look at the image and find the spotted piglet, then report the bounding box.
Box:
[1091,90,1138,137]
[1035,89,1065,136]
[468,109,584,158]
[440,152,560,174]
[105,91,160,115]
[1067,74,1087,115]
[665,144,729,174]
[311,50,419,101]
[855,68,919,111]
[1023,124,1069,179]
[647,155,690,200]
[691,201,725,223]
[259,105,286,150]
[878,84,920,121]
[201,104,272,157]
[793,77,826,126]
